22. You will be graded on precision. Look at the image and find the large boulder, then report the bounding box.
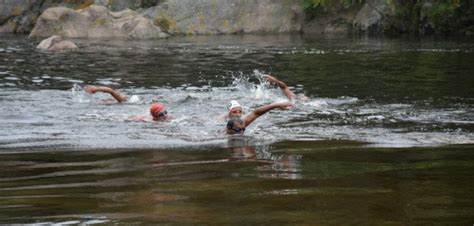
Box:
[36,35,78,51]
[143,0,303,34]
[352,0,391,33]
[0,19,15,33]
[0,0,37,33]
[0,0,31,24]
[0,0,95,34]
[302,2,362,36]
[29,5,168,39]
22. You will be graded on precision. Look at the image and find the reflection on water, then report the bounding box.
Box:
[227,136,302,180]
[0,141,473,225]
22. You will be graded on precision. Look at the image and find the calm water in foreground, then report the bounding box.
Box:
[0,34,473,224]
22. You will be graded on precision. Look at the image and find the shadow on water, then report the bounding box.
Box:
[0,140,473,225]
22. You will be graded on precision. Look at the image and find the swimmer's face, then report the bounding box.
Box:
[228,107,243,118]
[226,120,246,135]
[152,110,168,121]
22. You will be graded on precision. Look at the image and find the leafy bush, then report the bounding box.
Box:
[300,0,362,9]
[300,0,363,19]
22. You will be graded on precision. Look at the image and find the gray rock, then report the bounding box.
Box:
[353,0,391,32]
[0,19,15,32]
[0,0,36,33]
[29,5,169,39]
[324,22,350,34]
[143,0,303,34]
[36,35,78,51]
[48,40,78,51]
[0,0,96,34]
[0,0,31,24]
[36,35,62,50]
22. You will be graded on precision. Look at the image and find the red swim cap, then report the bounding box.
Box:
[149,102,166,117]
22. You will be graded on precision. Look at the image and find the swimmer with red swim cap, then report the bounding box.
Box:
[149,102,169,121]
[84,85,170,122]
[132,101,170,122]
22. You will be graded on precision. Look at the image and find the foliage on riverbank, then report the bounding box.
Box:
[300,0,473,35]
[300,0,363,19]
[385,0,469,35]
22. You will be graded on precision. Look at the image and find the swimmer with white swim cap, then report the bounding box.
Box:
[227,100,243,118]
[216,100,244,123]
[226,101,293,135]
[216,74,306,124]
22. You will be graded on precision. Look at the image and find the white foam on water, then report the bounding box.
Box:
[0,70,472,150]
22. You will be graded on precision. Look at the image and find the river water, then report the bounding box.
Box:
[0,34,473,224]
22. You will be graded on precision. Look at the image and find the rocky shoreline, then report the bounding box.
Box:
[1,0,472,38]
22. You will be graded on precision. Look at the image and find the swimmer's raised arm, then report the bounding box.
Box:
[84,85,127,103]
[242,101,293,126]
[263,74,297,100]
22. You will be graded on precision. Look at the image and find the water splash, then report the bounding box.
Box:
[71,83,89,103]
[0,70,472,150]
[19,73,460,148]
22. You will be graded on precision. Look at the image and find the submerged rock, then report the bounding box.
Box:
[29,5,168,39]
[36,35,78,51]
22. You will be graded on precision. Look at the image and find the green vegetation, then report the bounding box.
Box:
[300,0,469,35]
[425,0,463,29]
[154,17,171,32]
[387,0,424,35]
[300,0,363,18]
[300,0,362,9]
[387,0,465,35]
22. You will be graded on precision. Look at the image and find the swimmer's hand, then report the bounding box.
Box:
[263,74,279,84]
[84,85,98,93]
[276,102,293,110]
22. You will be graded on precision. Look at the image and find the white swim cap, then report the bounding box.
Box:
[128,95,140,103]
[227,100,242,111]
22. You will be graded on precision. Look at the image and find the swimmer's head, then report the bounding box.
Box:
[227,100,243,117]
[226,117,245,135]
[149,102,168,121]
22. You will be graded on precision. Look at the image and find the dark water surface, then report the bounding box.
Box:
[0,34,473,224]
[0,141,473,225]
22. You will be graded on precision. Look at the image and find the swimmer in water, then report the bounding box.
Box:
[216,100,243,123]
[84,85,170,122]
[217,74,306,123]
[226,101,293,135]
[84,85,127,102]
